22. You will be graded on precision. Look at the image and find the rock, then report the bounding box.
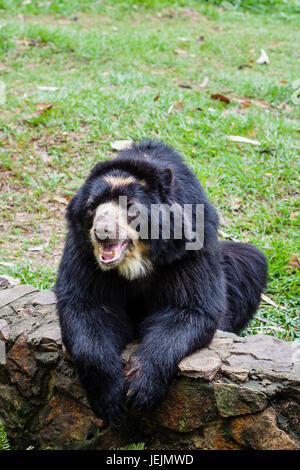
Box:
[221,365,249,382]
[0,277,9,290]
[0,284,37,308]
[202,421,241,450]
[0,319,10,341]
[0,283,299,450]
[38,392,105,450]
[152,378,219,432]
[228,334,295,373]
[5,333,39,397]
[230,408,298,450]
[0,275,20,288]
[33,290,57,306]
[179,349,222,381]
[0,341,5,365]
[28,322,62,351]
[214,382,268,417]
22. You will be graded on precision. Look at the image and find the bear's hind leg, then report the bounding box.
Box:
[219,241,268,334]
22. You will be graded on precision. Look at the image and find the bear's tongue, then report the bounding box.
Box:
[99,242,123,262]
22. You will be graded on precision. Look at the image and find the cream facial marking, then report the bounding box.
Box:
[117,239,153,281]
[103,175,136,189]
[103,175,147,189]
[90,201,152,279]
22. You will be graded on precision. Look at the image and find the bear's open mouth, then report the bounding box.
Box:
[98,240,129,265]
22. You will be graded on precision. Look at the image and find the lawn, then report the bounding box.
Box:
[0,0,299,340]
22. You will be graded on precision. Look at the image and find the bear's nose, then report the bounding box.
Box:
[95,225,109,234]
[94,224,116,242]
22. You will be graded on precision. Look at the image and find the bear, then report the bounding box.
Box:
[55,140,268,422]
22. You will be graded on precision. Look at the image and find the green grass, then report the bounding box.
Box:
[0,421,10,450]
[0,0,299,341]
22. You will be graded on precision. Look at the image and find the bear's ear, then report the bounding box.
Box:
[160,167,173,192]
[90,160,107,178]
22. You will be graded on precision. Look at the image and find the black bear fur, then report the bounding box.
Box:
[55,140,268,421]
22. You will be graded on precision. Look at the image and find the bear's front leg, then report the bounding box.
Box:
[58,301,133,422]
[123,305,219,410]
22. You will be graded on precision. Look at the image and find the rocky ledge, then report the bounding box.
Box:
[0,281,299,450]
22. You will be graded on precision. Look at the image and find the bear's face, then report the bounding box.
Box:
[88,178,153,280]
[68,158,174,280]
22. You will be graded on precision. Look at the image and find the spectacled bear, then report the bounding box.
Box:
[56,140,268,422]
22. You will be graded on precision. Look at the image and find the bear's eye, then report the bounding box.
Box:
[86,199,97,213]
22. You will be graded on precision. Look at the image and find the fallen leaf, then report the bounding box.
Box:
[226,135,261,145]
[237,63,252,70]
[232,198,242,210]
[168,100,183,115]
[261,293,280,309]
[247,129,257,137]
[0,261,15,267]
[28,244,47,252]
[199,76,209,88]
[221,107,246,117]
[36,103,53,111]
[174,48,187,55]
[278,101,292,112]
[37,86,60,91]
[178,83,192,89]
[53,196,68,205]
[211,93,231,104]
[227,92,276,110]
[24,103,55,119]
[256,316,281,327]
[154,93,161,101]
[220,88,233,93]
[218,230,239,243]
[173,49,195,58]
[259,148,276,154]
[256,49,270,65]
[110,140,133,151]
[287,254,300,274]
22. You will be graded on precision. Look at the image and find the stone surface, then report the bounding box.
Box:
[221,365,249,382]
[152,378,219,432]
[179,349,222,381]
[214,382,268,417]
[0,284,37,308]
[0,283,299,450]
[33,290,57,306]
[230,408,298,450]
[0,319,10,341]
